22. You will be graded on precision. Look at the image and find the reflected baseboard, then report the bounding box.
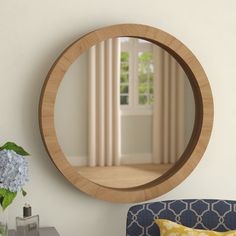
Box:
[67,153,152,167]
[121,153,152,164]
[67,155,87,166]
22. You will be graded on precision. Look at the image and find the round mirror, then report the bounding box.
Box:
[39,24,213,202]
[54,37,195,188]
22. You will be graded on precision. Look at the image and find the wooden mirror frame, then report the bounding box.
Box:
[39,24,213,203]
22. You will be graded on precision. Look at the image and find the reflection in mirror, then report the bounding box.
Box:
[55,37,195,188]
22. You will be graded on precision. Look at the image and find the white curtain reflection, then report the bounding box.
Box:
[152,48,186,164]
[88,38,121,167]
[88,39,187,167]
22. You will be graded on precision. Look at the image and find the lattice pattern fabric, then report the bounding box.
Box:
[126,199,236,236]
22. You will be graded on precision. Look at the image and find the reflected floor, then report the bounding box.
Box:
[76,164,173,188]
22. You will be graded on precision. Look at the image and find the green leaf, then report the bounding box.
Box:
[0,196,3,206]
[0,226,6,235]
[0,188,7,197]
[21,189,27,197]
[0,142,29,156]
[2,190,17,210]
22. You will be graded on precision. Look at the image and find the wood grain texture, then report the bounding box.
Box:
[39,24,214,203]
[77,164,172,188]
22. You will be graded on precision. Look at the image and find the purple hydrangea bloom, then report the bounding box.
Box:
[0,149,29,192]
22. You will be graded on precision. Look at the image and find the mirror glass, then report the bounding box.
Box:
[54,37,195,188]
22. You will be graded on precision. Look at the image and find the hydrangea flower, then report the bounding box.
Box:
[0,142,29,210]
[0,149,29,192]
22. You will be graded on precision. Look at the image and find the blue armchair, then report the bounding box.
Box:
[126,199,236,236]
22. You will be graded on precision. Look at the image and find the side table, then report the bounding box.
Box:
[9,227,60,236]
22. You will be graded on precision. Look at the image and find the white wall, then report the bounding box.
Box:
[1,0,236,235]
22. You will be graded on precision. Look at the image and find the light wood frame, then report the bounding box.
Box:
[39,24,214,203]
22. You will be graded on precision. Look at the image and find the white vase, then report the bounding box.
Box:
[0,208,8,236]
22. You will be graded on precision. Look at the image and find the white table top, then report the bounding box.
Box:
[9,227,60,236]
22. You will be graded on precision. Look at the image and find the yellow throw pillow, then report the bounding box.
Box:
[155,219,236,236]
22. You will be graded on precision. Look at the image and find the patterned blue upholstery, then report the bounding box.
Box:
[126,199,236,236]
